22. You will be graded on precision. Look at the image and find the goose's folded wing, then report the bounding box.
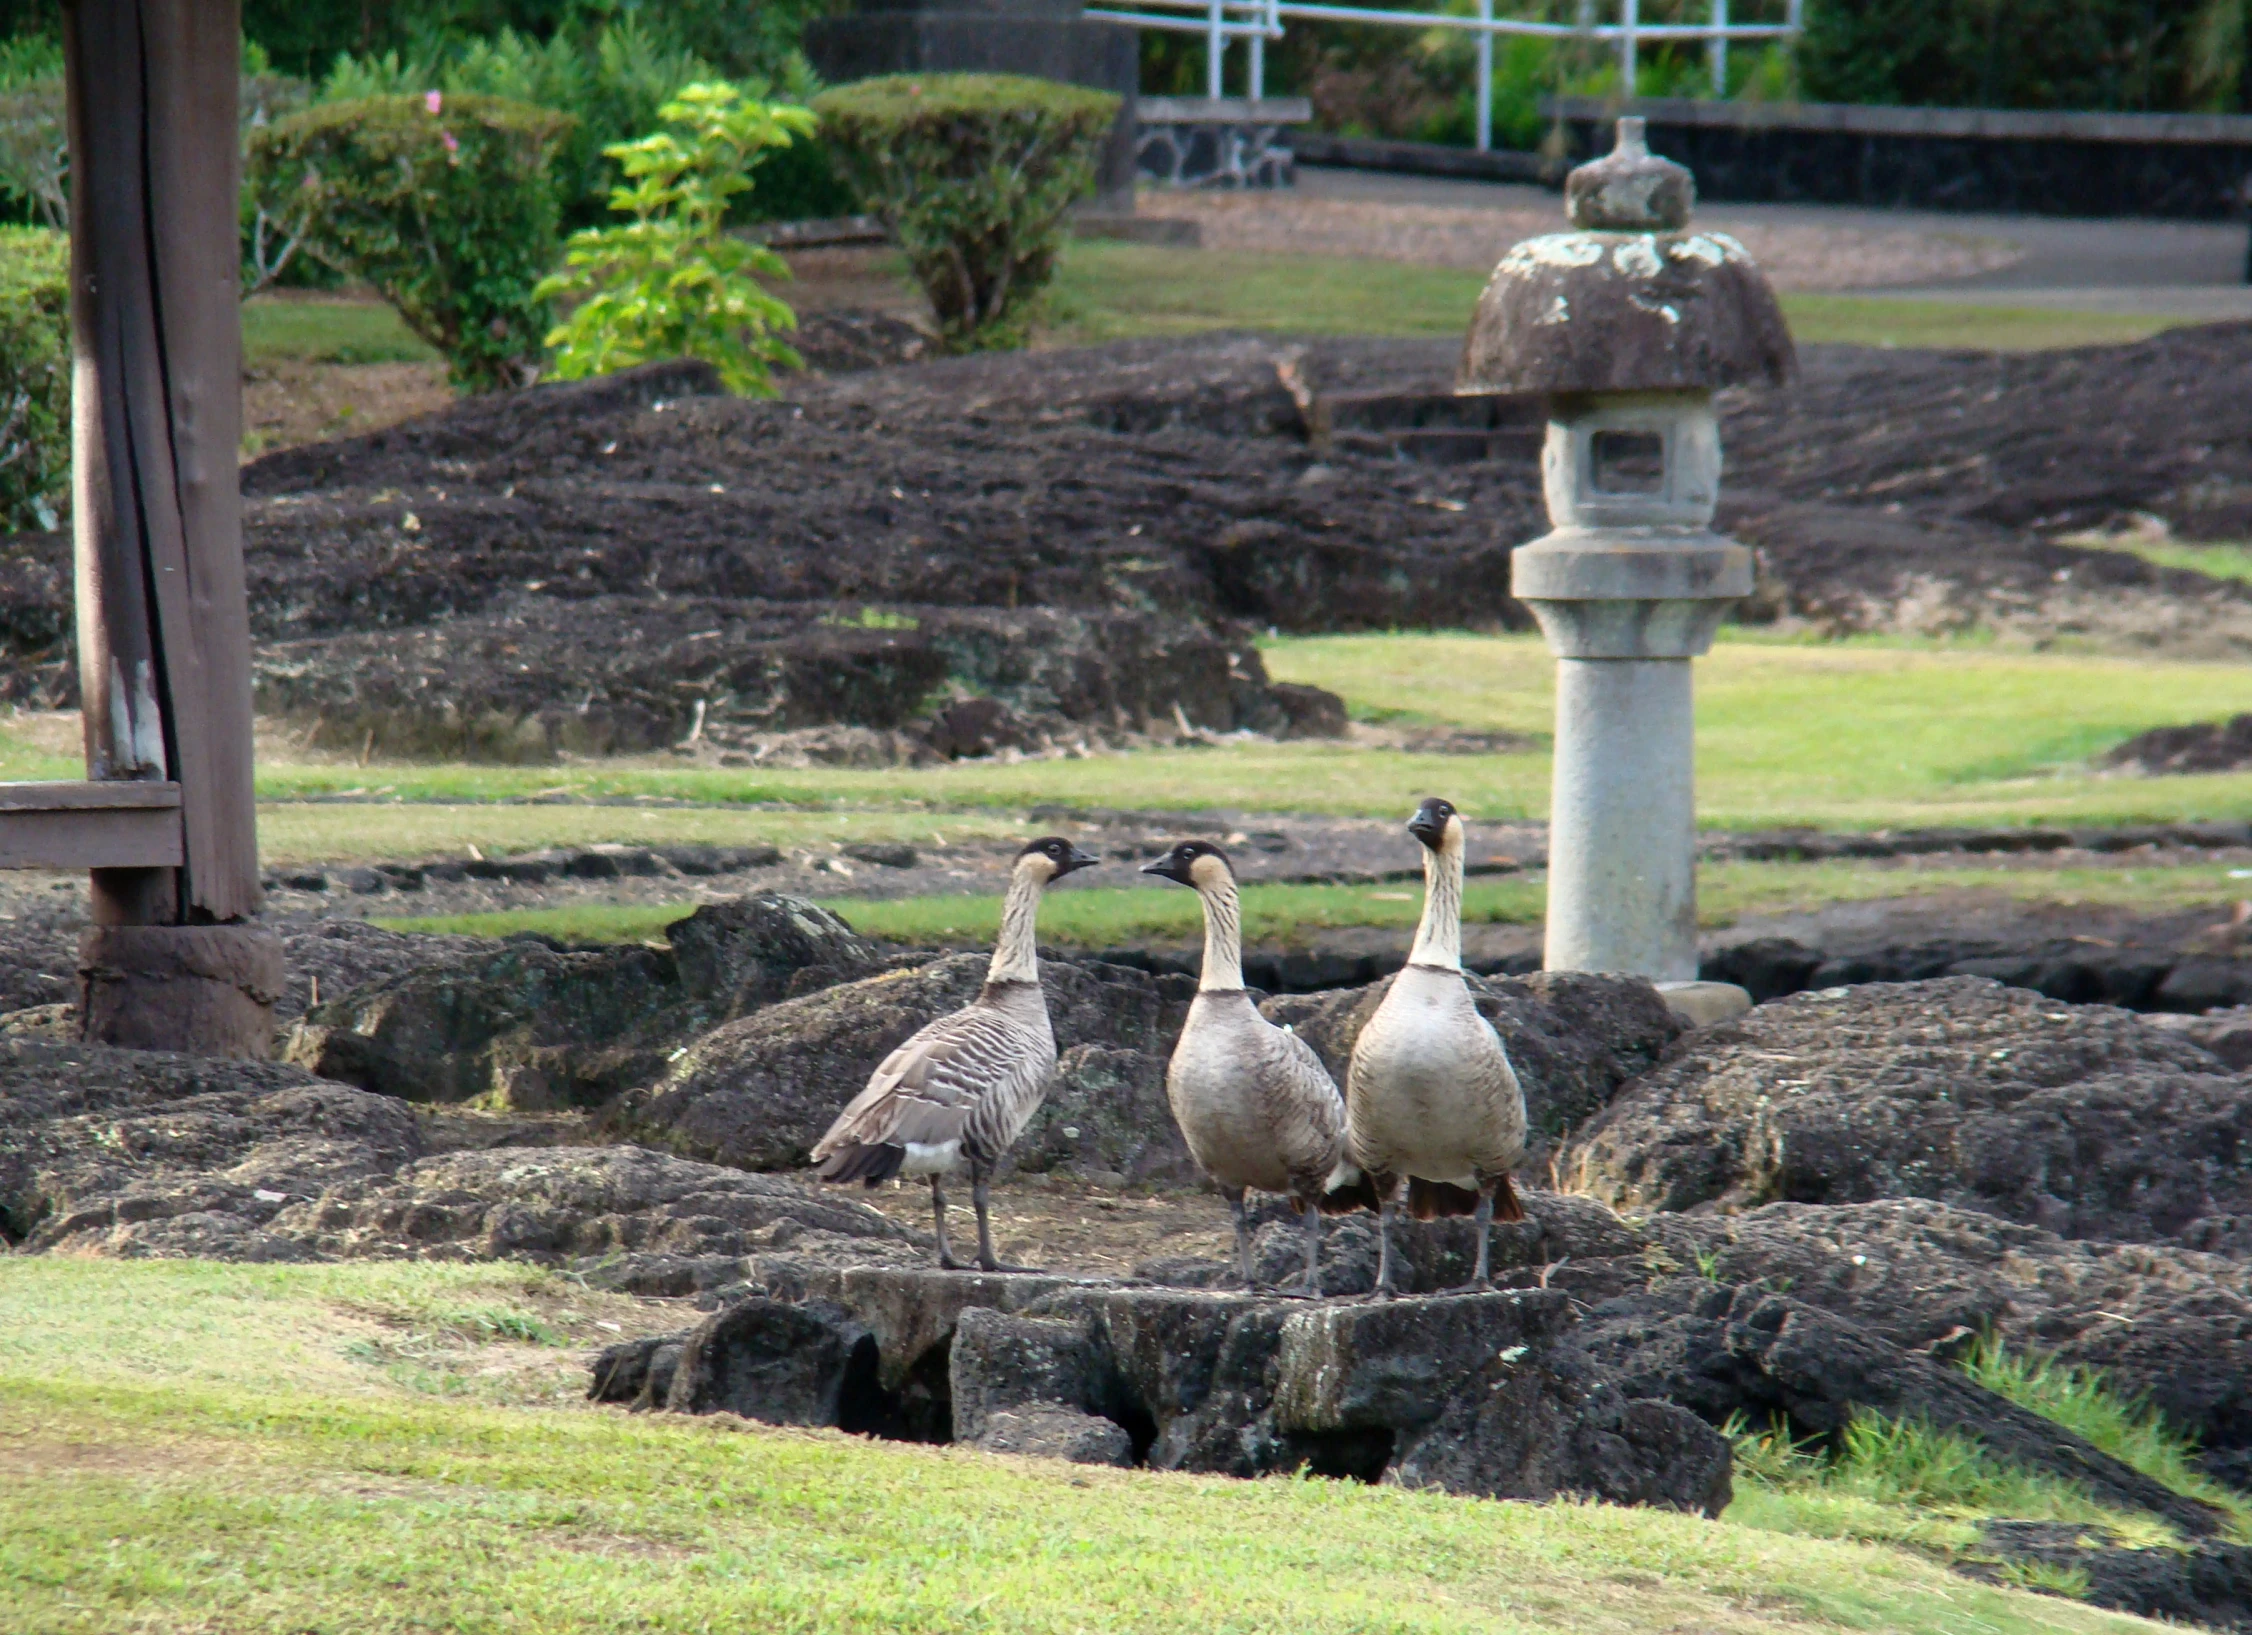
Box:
[813,1005,1039,1159]
[1264,1022,1349,1169]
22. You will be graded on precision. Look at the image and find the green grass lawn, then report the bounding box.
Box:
[0,1259,2176,1635]
[1046,241,2187,351]
[11,634,2250,864]
[241,296,437,366]
[384,857,2252,948]
[235,246,2185,380]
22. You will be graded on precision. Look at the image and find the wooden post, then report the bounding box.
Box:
[63,0,278,1056]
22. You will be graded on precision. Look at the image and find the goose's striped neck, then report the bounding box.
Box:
[987,861,1046,984]
[1193,868,1246,992]
[1408,831,1464,969]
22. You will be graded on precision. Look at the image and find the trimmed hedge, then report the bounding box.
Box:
[814,73,1118,350]
[0,226,67,531]
[249,93,571,392]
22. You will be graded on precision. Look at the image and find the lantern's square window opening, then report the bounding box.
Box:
[1590,430,1666,495]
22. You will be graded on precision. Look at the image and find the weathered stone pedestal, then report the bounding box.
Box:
[1458,118,1794,982]
[79,924,283,1058]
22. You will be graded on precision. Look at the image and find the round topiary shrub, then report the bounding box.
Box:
[812,72,1119,351]
[0,225,68,532]
[248,92,572,392]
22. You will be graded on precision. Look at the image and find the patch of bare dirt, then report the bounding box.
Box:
[243,358,453,458]
[849,1172,1235,1278]
[2105,713,2252,774]
[1136,190,2025,289]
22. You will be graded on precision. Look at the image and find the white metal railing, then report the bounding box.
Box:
[1083,0,1803,152]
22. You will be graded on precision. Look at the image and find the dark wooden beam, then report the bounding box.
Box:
[65,0,259,926]
[0,781,183,869]
[61,0,278,1059]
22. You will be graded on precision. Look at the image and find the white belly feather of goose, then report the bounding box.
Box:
[811,835,1100,1271]
[1143,840,1364,1296]
[1346,797,1528,1296]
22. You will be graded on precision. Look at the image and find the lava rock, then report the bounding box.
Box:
[971,1406,1135,1466]
[840,842,918,870]
[664,893,884,1011]
[270,1144,920,1291]
[1577,1279,2229,1538]
[1016,1043,1198,1185]
[950,1307,1111,1447]
[285,936,688,1107]
[588,1334,680,1408]
[2148,1006,2252,1071]
[1650,1199,2252,1460]
[2105,713,2252,775]
[666,1297,872,1425]
[923,697,1026,760]
[1567,978,2244,1246]
[1979,1520,2252,1632]
[278,919,500,1024]
[0,1039,421,1257]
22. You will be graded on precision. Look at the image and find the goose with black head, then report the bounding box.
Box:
[1143,839,1360,1295]
[812,835,1099,1271]
[1346,797,1528,1295]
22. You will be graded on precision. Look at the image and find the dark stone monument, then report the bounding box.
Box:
[805,0,1140,205]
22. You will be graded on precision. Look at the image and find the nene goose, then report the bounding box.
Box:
[1346,797,1527,1295]
[812,835,1099,1270]
[1143,840,1354,1295]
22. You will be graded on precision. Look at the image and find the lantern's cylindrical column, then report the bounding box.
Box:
[1548,655,1696,977]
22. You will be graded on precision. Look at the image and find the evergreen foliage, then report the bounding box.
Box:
[249,92,571,391]
[814,73,1118,351]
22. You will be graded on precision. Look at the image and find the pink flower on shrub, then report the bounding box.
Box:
[424,90,443,114]
[441,129,459,155]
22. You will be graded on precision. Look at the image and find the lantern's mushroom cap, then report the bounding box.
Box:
[1458,117,1796,396]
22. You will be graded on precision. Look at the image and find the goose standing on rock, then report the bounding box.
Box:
[812,835,1100,1271]
[1347,797,1527,1295]
[1143,840,1355,1295]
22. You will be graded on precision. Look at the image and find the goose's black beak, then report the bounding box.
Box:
[1058,846,1101,878]
[1141,851,1192,886]
[1407,799,1450,851]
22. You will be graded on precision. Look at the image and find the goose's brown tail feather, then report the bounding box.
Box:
[1317,1168,1385,1214]
[1490,1170,1526,1222]
[1407,1177,1481,1219]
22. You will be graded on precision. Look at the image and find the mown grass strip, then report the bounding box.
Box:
[378,859,2252,948]
[1044,242,2186,352]
[0,1262,2166,1635]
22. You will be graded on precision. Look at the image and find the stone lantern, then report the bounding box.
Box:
[1459,118,1794,983]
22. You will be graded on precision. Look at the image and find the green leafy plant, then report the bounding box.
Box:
[814,72,1119,352]
[534,81,810,395]
[249,91,571,392]
[0,225,69,531]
